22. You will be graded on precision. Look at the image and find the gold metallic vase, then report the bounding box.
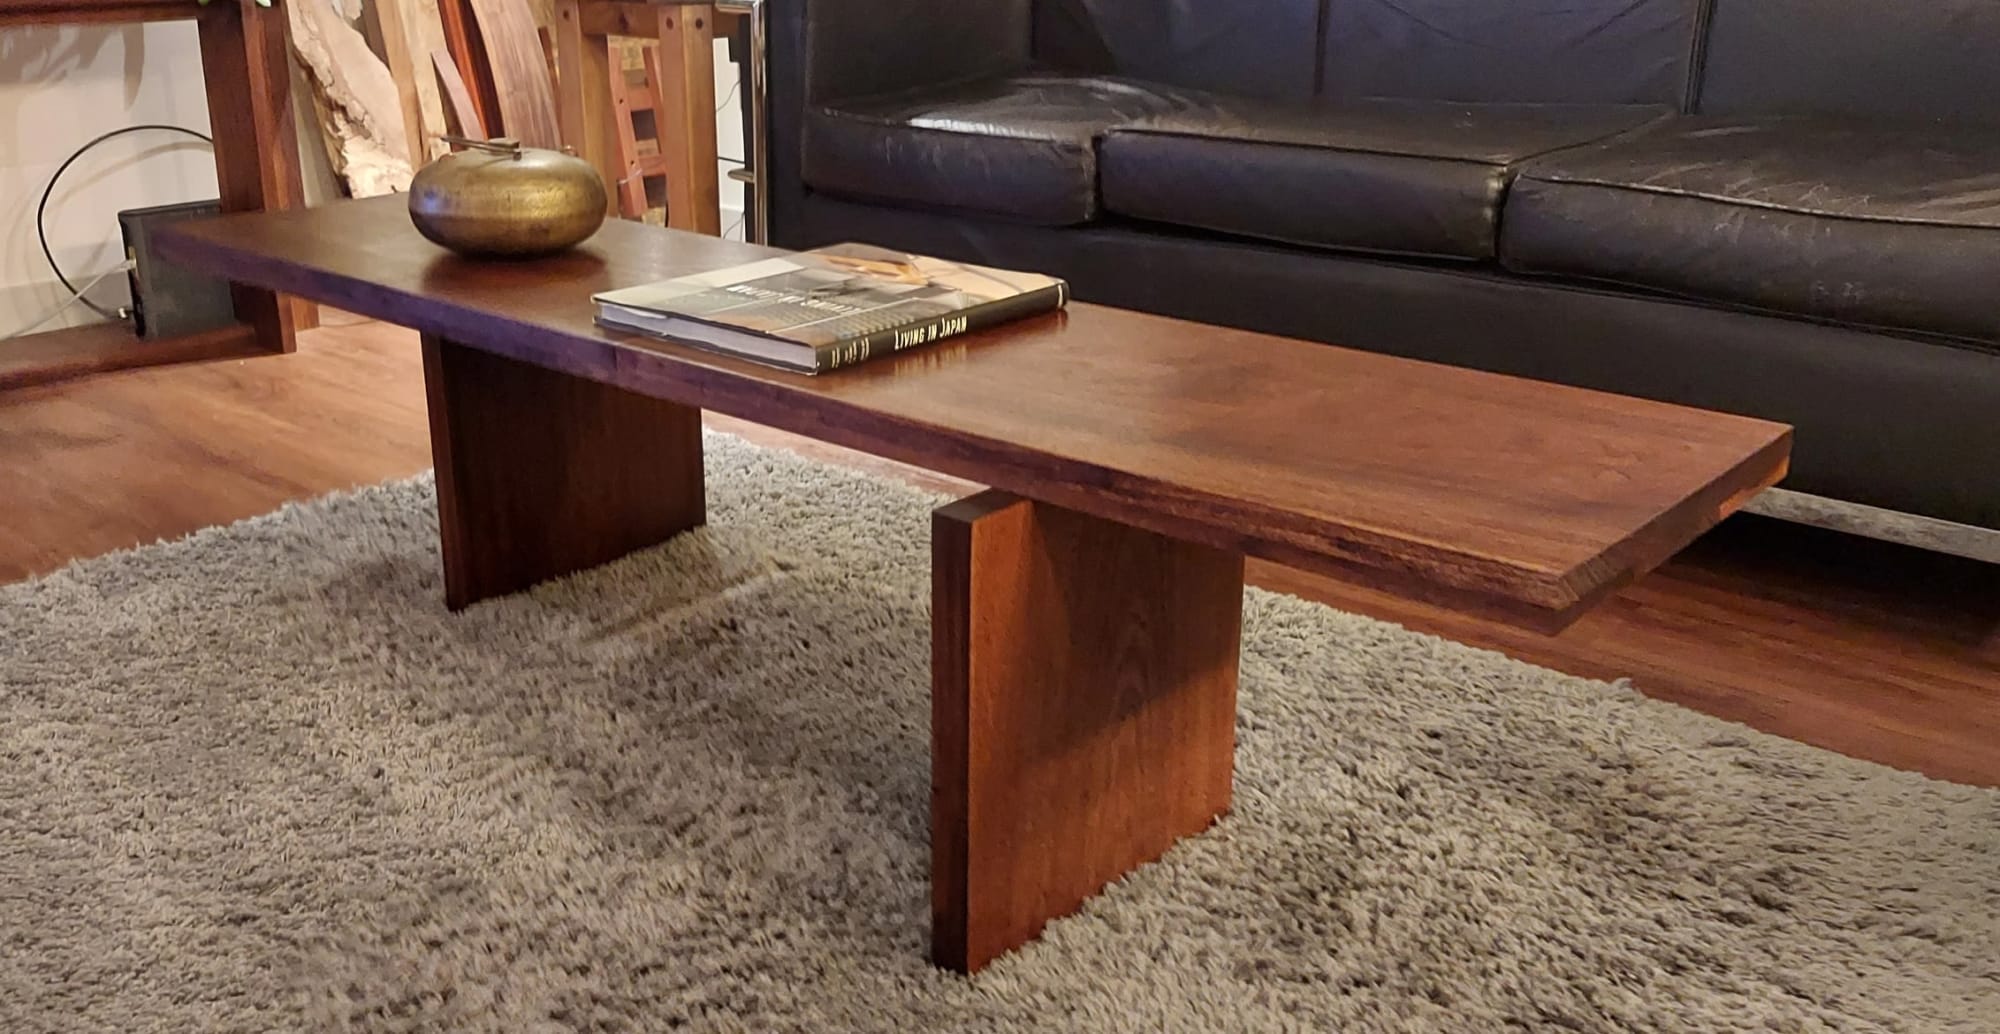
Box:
[408,137,608,258]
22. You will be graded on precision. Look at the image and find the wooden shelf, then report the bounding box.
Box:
[0,321,264,391]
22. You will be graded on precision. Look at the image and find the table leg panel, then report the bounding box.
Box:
[422,334,705,609]
[931,490,1243,973]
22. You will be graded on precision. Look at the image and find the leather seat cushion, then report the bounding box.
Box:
[1502,116,2000,347]
[802,75,1206,226]
[1099,99,1664,260]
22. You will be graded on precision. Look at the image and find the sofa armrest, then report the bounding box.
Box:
[766,0,1033,247]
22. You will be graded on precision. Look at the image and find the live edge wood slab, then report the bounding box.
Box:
[158,194,1790,972]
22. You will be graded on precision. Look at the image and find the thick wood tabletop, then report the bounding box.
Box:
[160,195,1789,630]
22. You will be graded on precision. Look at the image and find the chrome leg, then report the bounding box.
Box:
[1745,488,2000,563]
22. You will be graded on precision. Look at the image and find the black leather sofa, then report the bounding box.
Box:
[765,0,2000,534]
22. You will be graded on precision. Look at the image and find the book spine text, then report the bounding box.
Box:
[814,283,1067,373]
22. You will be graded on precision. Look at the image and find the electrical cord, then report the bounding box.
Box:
[36,124,214,321]
[715,72,745,166]
[0,262,136,341]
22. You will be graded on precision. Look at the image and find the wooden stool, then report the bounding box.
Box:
[553,0,736,233]
[609,41,672,221]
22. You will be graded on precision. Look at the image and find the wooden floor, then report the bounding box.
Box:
[4,320,1995,786]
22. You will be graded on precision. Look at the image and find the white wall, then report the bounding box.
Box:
[713,36,745,241]
[1,22,218,333]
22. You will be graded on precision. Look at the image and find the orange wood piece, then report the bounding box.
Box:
[652,5,721,233]
[437,0,500,141]
[608,46,654,218]
[553,0,620,215]
[0,322,262,391]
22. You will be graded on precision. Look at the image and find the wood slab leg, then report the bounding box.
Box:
[931,491,1244,973]
[422,335,704,609]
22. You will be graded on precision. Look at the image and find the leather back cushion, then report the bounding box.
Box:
[1033,0,1322,100]
[808,0,1031,102]
[1699,0,2000,124]
[1321,0,1703,105]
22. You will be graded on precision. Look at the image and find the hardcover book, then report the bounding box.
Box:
[591,243,1068,373]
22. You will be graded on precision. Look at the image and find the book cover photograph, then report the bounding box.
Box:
[592,243,1067,373]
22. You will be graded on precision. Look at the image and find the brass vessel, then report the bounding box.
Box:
[408,137,608,258]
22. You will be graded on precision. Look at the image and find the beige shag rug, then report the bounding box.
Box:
[1,432,1994,1033]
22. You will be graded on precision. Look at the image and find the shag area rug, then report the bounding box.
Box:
[1,432,1994,1033]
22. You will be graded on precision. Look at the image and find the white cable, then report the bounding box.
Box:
[0,262,135,342]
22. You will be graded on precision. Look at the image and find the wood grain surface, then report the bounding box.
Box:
[0,322,262,391]
[0,320,434,584]
[467,0,563,148]
[931,492,1242,973]
[554,0,620,216]
[608,44,653,218]
[1,322,1989,787]
[196,0,302,352]
[432,48,487,138]
[0,0,195,27]
[652,5,721,234]
[438,0,499,141]
[156,195,1791,630]
[423,334,705,609]
[577,0,719,38]
[375,0,452,164]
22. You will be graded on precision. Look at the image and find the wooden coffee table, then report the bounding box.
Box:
[160,196,1790,973]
